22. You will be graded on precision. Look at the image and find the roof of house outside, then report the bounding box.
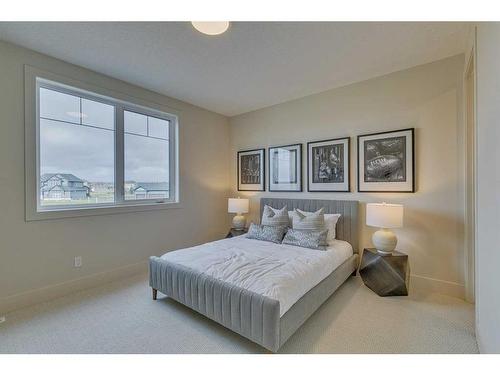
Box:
[41,173,84,183]
[133,182,169,192]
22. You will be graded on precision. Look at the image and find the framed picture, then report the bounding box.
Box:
[307,137,350,192]
[357,128,415,192]
[237,148,265,191]
[268,143,302,192]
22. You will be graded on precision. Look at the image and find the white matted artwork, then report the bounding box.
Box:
[237,148,265,191]
[357,128,415,192]
[268,144,302,192]
[307,137,350,192]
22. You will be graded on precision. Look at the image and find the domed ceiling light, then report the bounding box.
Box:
[191,21,230,35]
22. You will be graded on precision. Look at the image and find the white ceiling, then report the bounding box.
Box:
[0,22,469,116]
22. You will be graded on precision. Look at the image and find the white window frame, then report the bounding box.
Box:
[25,66,180,221]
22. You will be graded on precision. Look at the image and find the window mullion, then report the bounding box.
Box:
[115,105,125,203]
[169,117,177,202]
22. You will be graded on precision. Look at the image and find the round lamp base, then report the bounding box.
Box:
[232,215,246,230]
[372,228,397,255]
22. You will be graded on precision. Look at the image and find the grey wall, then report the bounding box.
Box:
[0,40,231,310]
[229,55,466,297]
[475,23,500,353]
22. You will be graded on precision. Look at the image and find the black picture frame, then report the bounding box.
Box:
[307,137,351,192]
[357,128,415,193]
[237,148,265,191]
[268,143,303,192]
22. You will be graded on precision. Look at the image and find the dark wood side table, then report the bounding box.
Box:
[226,228,248,238]
[359,248,410,296]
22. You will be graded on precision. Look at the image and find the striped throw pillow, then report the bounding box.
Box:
[261,205,289,227]
[289,210,341,243]
[291,208,325,231]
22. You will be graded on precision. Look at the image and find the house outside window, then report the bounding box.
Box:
[40,173,90,201]
[131,182,169,199]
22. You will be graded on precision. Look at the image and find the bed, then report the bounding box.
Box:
[149,198,359,352]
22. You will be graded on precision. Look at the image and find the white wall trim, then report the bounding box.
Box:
[462,25,478,304]
[410,274,465,299]
[476,325,483,353]
[0,264,467,316]
[0,260,148,315]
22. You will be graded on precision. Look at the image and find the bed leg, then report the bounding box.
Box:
[152,288,158,300]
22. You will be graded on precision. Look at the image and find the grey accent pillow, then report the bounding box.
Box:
[291,208,325,231]
[261,205,289,227]
[246,223,288,244]
[282,228,329,250]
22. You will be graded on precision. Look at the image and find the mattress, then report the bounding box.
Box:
[160,236,353,316]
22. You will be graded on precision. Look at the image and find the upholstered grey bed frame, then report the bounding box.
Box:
[149,198,359,352]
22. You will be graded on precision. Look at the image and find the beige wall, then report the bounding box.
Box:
[0,41,230,312]
[0,40,468,313]
[475,23,500,353]
[229,55,466,297]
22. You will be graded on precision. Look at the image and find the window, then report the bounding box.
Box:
[39,87,115,207]
[31,75,178,217]
[124,111,170,201]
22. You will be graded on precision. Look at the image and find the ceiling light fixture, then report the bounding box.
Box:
[191,21,230,36]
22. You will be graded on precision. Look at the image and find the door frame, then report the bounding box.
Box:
[464,40,477,304]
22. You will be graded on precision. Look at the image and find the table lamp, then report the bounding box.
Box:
[366,202,404,255]
[228,198,249,230]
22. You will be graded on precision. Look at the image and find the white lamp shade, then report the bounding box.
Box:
[228,198,249,214]
[366,203,403,228]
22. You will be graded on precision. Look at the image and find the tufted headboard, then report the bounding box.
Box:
[260,198,359,253]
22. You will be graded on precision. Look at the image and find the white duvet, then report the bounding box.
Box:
[160,236,353,316]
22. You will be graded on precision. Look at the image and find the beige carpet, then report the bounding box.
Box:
[0,274,478,354]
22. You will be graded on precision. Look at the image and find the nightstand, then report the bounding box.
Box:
[226,228,248,238]
[359,248,410,296]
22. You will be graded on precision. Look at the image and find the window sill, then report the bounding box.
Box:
[26,201,183,221]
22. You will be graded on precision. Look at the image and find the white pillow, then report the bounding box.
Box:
[289,209,341,243]
[324,213,341,243]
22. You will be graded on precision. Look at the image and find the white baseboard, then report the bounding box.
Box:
[476,328,483,353]
[410,274,465,299]
[0,260,148,314]
[0,264,467,314]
